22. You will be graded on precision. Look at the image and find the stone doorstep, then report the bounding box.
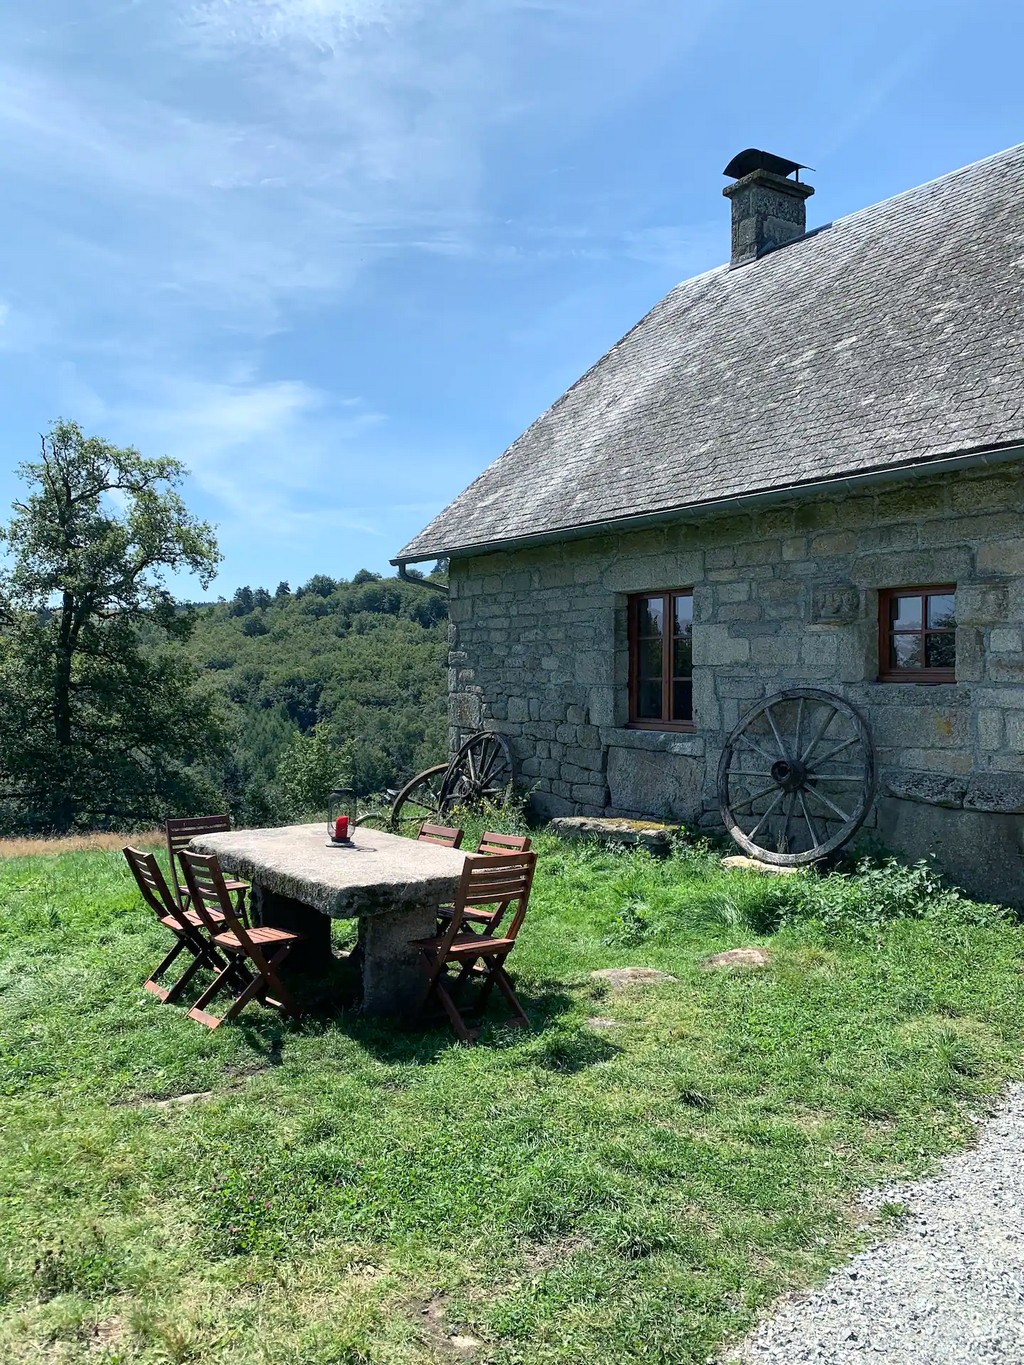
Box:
[548,815,682,856]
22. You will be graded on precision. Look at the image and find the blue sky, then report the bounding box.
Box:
[1,0,1021,598]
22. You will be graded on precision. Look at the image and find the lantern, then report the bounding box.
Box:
[327,788,356,845]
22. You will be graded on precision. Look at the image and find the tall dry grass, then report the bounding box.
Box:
[0,829,163,858]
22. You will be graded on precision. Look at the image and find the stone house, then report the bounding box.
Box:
[395,144,1024,904]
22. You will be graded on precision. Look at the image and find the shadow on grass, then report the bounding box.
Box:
[231,955,587,1067]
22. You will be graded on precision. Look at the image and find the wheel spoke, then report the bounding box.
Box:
[807,773,863,782]
[476,745,504,783]
[736,732,777,764]
[806,785,852,823]
[747,789,786,841]
[729,780,782,812]
[781,790,797,853]
[793,698,804,762]
[799,704,838,765]
[797,790,822,851]
[807,735,859,770]
[765,704,790,761]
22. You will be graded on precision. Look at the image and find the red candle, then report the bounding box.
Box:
[334,816,349,841]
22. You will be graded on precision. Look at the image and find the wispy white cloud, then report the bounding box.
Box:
[0,0,709,582]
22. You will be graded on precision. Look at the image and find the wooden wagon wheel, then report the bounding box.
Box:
[718,688,874,866]
[437,731,514,812]
[355,763,449,832]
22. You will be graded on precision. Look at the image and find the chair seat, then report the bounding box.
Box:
[213,926,301,950]
[412,933,515,957]
[161,910,226,932]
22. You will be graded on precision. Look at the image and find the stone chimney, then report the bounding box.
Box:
[722,149,814,266]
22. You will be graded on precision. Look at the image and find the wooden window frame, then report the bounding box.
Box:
[627,588,695,732]
[878,584,957,684]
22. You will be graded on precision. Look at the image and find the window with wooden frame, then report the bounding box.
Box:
[628,590,694,730]
[878,586,956,683]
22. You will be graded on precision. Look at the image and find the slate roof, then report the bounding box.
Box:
[397,143,1024,562]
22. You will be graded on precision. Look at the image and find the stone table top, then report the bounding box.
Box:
[190,822,469,919]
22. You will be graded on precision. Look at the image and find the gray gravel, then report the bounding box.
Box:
[726,1084,1024,1364]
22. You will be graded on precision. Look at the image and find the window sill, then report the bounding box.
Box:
[600,726,705,757]
[626,721,695,733]
[877,671,957,686]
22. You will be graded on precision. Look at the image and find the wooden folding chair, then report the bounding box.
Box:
[123,846,231,1004]
[411,851,537,1044]
[417,822,464,848]
[166,816,251,924]
[177,850,302,1030]
[436,831,532,933]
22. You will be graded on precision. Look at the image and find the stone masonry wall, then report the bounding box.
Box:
[447,464,1024,903]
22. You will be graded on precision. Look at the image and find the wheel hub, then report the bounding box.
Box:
[770,757,806,792]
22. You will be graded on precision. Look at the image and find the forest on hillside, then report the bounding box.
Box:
[185,570,449,825]
[0,420,451,835]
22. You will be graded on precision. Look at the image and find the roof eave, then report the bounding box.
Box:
[392,439,1024,567]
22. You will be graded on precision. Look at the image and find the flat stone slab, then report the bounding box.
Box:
[191,822,468,920]
[721,854,802,876]
[701,947,771,971]
[591,967,678,991]
[550,816,681,855]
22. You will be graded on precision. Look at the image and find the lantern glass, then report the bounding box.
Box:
[327,788,356,842]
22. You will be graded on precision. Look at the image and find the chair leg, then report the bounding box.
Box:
[433,974,478,1044]
[162,945,207,1003]
[187,957,250,1028]
[143,939,188,1001]
[489,963,530,1029]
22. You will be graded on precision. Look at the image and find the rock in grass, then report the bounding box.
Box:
[549,816,680,856]
[701,947,771,970]
[721,854,802,875]
[591,967,678,990]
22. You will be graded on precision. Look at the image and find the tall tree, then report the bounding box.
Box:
[0,420,223,832]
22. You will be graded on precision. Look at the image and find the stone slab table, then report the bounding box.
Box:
[190,822,468,1016]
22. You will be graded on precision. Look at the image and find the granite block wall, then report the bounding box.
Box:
[446,464,1024,903]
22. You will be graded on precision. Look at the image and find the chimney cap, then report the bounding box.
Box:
[723,148,812,181]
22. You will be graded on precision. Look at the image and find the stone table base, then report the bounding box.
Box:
[358,904,437,1017]
[253,883,435,1015]
[251,885,333,973]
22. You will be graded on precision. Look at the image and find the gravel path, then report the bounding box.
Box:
[726,1083,1024,1364]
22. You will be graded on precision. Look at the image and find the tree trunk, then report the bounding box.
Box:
[51,589,76,832]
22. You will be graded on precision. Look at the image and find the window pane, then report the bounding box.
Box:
[926,632,956,669]
[927,594,955,630]
[638,637,662,680]
[673,636,692,677]
[637,679,663,720]
[892,633,924,669]
[672,680,693,722]
[637,596,664,637]
[890,595,922,630]
[673,593,693,634]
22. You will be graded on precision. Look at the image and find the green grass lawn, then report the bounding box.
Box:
[1,830,1022,1364]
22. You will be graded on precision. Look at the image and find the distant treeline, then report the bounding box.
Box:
[182,569,449,825]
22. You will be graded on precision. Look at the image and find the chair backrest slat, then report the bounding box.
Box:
[445,851,536,946]
[418,823,464,849]
[178,850,267,968]
[124,846,189,930]
[166,815,232,907]
[476,831,531,856]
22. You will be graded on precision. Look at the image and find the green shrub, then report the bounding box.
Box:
[709,856,1009,936]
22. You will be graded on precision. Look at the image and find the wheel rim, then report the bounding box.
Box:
[389,763,450,832]
[718,688,874,866]
[438,732,514,812]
